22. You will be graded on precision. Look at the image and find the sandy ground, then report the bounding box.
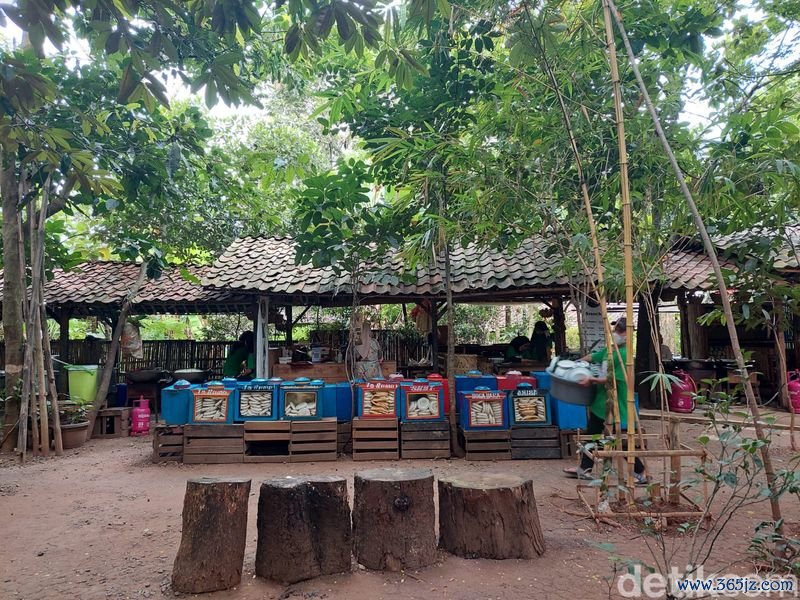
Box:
[0,424,797,600]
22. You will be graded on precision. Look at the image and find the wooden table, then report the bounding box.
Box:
[271,361,397,383]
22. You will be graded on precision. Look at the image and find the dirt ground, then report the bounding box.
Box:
[0,423,797,600]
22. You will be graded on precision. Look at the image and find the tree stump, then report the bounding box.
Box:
[353,468,436,571]
[438,473,545,559]
[255,475,352,584]
[172,477,251,594]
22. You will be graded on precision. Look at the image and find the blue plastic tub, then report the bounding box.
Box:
[455,371,498,394]
[161,383,195,425]
[552,393,640,430]
[334,382,354,421]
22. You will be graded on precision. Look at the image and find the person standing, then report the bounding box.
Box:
[563,318,647,484]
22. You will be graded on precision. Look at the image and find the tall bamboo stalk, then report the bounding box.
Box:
[522,6,624,480]
[607,0,783,526]
[601,0,636,493]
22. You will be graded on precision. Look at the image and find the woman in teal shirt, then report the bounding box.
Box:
[223,331,255,379]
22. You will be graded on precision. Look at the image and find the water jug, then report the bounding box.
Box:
[130,396,151,436]
[668,370,696,413]
[788,370,800,414]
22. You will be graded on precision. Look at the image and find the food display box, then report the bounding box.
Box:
[279,378,325,420]
[234,378,282,422]
[508,383,552,427]
[458,388,509,431]
[399,381,444,422]
[190,384,234,424]
[356,380,400,418]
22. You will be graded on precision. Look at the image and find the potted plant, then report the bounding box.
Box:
[60,401,90,449]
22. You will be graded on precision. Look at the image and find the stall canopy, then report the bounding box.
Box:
[202,236,729,305]
[0,262,254,319]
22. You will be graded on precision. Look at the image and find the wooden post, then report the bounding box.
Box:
[172,477,251,594]
[353,468,436,571]
[58,311,70,393]
[678,292,690,358]
[667,418,681,504]
[438,473,545,559]
[285,304,293,347]
[430,301,439,372]
[255,476,351,584]
[552,297,567,355]
[256,296,270,378]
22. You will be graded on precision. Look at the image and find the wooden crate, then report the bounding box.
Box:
[460,428,511,461]
[183,424,244,464]
[337,421,352,455]
[400,420,451,459]
[352,417,399,461]
[511,426,561,460]
[560,428,580,460]
[290,418,338,462]
[94,407,130,439]
[152,425,183,463]
[243,421,290,463]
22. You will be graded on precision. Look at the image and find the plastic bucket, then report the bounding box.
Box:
[65,365,100,404]
[549,373,594,406]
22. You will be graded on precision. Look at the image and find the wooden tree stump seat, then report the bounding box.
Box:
[353,468,436,571]
[172,477,251,594]
[255,475,352,584]
[438,473,545,559]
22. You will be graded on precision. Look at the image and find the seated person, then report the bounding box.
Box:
[505,336,531,362]
[525,321,553,362]
[223,331,255,379]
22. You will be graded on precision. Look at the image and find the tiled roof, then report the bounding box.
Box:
[1,262,253,316]
[712,225,800,271]
[661,250,726,291]
[203,236,726,301]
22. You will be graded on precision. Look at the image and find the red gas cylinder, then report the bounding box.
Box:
[668,370,697,413]
[426,373,450,415]
[496,370,538,392]
[130,396,151,436]
[788,370,800,414]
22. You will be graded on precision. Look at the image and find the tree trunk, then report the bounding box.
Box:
[86,262,148,439]
[172,477,251,594]
[41,286,63,455]
[255,476,351,584]
[353,468,436,571]
[443,246,464,456]
[608,0,783,526]
[438,473,545,559]
[1,151,24,451]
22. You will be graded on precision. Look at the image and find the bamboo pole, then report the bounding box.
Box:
[522,7,624,481]
[601,0,636,494]
[41,285,63,455]
[34,187,50,456]
[607,0,783,527]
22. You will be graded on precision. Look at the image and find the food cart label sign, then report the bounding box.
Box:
[513,388,543,398]
[470,391,506,402]
[361,382,398,391]
[409,384,438,393]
